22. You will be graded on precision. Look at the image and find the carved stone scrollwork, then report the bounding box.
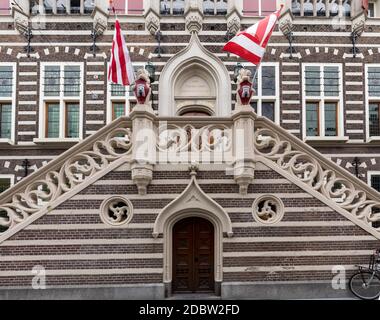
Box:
[226,9,241,36]
[185,3,203,34]
[252,195,285,225]
[254,127,380,231]
[0,127,133,234]
[145,9,160,35]
[100,196,133,226]
[91,6,108,36]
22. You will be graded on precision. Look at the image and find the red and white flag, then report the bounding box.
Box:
[108,19,135,86]
[223,6,283,65]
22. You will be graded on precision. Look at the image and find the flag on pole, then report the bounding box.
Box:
[362,0,369,13]
[223,6,283,65]
[108,19,135,86]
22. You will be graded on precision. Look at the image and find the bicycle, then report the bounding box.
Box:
[349,249,380,300]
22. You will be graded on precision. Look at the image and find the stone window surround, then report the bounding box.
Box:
[301,62,346,142]
[106,62,146,124]
[365,64,380,142]
[36,61,84,142]
[0,62,16,145]
[242,61,280,125]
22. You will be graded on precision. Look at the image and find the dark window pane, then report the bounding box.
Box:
[291,0,301,16]
[66,103,79,138]
[371,175,380,192]
[64,65,80,96]
[316,0,326,16]
[70,0,81,13]
[324,66,340,97]
[160,0,171,14]
[368,67,380,97]
[0,178,11,193]
[250,101,258,114]
[44,66,60,96]
[0,104,12,139]
[216,0,227,15]
[324,103,337,136]
[369,103,380,137]
[304,0,313,16]
[0,66,13,97]
[172,0,185,15]
[84,0,95,14]
[46,103,60,138]
[57,0,67,14]
[305,66,320,96]
[113,103,125,120]
[306,102,319,136]
[262,66,276,96]
[262,102,275,121]
[111,83,126,96]
[203,0,215,15]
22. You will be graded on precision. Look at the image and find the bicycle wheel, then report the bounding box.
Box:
[349,271,380,300]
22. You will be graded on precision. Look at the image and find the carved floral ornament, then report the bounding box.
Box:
[100,196,133,226]
[0,127,133,234]
[252,195,285,225]
[253,126,380,231]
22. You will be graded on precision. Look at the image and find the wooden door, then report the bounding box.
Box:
[172,217,214,293]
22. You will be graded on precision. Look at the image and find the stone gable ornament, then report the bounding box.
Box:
[236,68,254,106]
[133,68,152,105]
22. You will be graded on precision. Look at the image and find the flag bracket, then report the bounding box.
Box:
[350,32,360,58]
[23,25,33,58]
[154,30,163,58]
[285,32,296,58]
[90,28,99,57]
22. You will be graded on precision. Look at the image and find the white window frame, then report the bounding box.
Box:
[0,174,14,193]
[0,62,16,145]
[203,0,228,15]
[37,62,84,142]
[302,63,346,141]
[368,1,376,18]
[242,62,280,124]
[367,171,380,189]
[365,64,380,142]
[106,62,145,124]
[160,0,185,15]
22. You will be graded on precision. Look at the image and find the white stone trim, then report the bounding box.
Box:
[302,63,344,140]
[0,62,17,143]
[38,61,84,139]
[159,33,231,116]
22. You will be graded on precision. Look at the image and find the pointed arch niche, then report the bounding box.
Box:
[158,34,232,116]
[153,170,233,285]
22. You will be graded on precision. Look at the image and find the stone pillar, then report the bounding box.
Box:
[232,68,256,195]
[130,69,156,195]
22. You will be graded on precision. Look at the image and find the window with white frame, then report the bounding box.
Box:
[303,64,343,138]
[366,65,380,139]
[160,0,185,15]
[203,0,227,15]
[367,171,380,228]
[242,63,279,123]
[30,0,95,15]
[0,63,15,142]
[107,63,145,123]
[39,63,83,140]
[0,174,13,193]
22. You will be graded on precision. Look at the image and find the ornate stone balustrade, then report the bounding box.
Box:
[0,118,132,237]
[254,117,380,235]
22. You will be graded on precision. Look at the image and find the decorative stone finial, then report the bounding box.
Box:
[133,68,152,106]
[185,2,203,34]
[236,68,254,106]
[189,162,199,176]
[226,7,242,36]
[145,8,160,35]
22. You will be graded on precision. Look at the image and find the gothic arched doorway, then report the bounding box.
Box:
[172,217,215,293]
